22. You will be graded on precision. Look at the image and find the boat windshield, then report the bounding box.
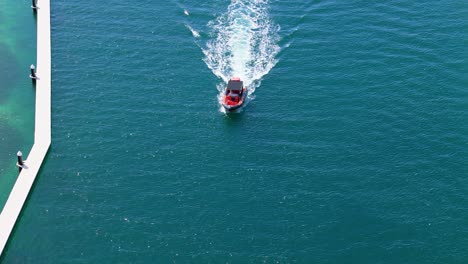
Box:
[227,80,243,91]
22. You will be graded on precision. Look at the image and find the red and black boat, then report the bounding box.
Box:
[222,77,247,112]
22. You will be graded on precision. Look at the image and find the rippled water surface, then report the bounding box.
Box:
[0,0,36,213]
[2,0,467,263]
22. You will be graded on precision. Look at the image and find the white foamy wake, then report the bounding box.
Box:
[202,0,280,95]
[185,24,200,38]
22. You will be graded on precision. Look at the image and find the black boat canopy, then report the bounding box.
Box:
[227,80,244,91]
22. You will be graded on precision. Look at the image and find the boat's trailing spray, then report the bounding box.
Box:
[203,0,280,97]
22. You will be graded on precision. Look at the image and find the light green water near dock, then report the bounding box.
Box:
[0,0,36,211]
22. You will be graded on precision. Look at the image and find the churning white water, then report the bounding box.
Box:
[202,0,280,95]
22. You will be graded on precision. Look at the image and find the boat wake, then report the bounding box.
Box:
[185,24,200,38]
[202,0,280,109]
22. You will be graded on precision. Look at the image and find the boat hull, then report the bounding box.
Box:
[222,87,247,112]
[222,103,243,111]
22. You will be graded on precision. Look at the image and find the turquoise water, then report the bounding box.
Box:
[0,0,36,212]
[2,0,468,262]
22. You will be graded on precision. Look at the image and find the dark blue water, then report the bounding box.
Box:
[2,0,467,263]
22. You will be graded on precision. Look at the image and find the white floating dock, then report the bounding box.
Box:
[0,0,51,256]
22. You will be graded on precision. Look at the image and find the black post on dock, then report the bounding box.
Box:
[31,0,38,10]
[30,64,37,80]
[17,151,24,173]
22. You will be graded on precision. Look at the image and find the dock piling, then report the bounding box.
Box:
[29,64,37,80]
[31,0,37,10]
[16,151,24,173]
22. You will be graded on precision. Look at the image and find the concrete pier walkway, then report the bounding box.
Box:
[0,0,51,256]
